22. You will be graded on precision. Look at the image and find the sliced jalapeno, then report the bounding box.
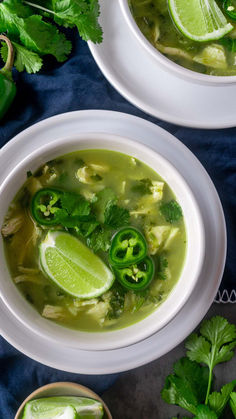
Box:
[31,188,63,225]
[224,0,236,20]
[113,256,154,291]
[109,227,147,267]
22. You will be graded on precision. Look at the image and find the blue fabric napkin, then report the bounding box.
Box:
[0,30,235,416]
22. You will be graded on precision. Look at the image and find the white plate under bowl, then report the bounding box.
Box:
[88,0,236,129]
[0,110,226,374]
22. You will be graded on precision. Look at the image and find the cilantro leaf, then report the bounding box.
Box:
[193,405,217,419]
[208,381,236,417]
[94,187,117,223]
[161,357,209,415]
[24,0,103,43]
[74,219,99,237]
[230,392,236,418]
[56,191,98,233]
[60,192,91,217]
[21,15,72,62]
[0,1,72,62]
[52,0,103,43]
[107,283,125,319]
[186,316,236,404]
[1,41,43,73]
[157,254,168,280]
[160,200,183,223]
[87,226,112,252]
[131,178,152,195]
[186,317,236,369]
[104,202,130,229]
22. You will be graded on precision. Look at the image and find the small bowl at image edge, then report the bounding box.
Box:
[119,0,236,86]
[14,382,112,419]
[0,132,205,351]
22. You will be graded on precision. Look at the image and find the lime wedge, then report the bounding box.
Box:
[168,0,233,42]
[23,404,77,419]
[22,396,104,419]
[40,231,114,298]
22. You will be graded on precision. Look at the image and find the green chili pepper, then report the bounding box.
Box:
[0,35,16,120]
[223,0,236,19]
[109,227,148,267]
[113,256,154,291]
[31,188,63,225]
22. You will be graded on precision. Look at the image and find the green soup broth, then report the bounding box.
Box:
[130,0,236,76]
[2,149,186,332]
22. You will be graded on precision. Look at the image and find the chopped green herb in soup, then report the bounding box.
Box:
[130,0,236,76]
[2,150,186,332]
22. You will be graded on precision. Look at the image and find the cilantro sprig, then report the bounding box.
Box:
[131,178,153,195]
[32,185,130,253]
[160,200,183,224]
[157,254,168,280]
[161,316,236,418]
[0,0,102,73]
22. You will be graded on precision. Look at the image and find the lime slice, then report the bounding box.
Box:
[22,396,104,419]
[40,231,114,298]
[168,0,233,42]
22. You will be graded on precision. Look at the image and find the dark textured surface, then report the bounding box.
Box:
[102,304,236,419]
[0,30,235,418]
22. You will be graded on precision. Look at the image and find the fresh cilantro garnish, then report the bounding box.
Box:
[74,158,85,168]
[160,200,183,223]
[104,202,130,229]
[60,192,90,217]
[157,255,168,280]
[208,381,236,417]
[0,0,102,74]
[94,187,130,228]
[161,357,209,415]
[94,187,117,223]
[87,226,112,252]
[27,170,32,178]
[161,316,236,418]
[74,219,99,237]
[230,392,236,417]
[1,40,43,73]
[186,316,236,403]
[194,405,217,419]
[0,2,71,61]
[220,38,236,52]
[50,0,103,43]
[131,178,152,195]
[107,283,125,320]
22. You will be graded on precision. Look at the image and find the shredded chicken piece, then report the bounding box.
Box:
[14,274,44,284]
[155,42,193,61]
[1,215,24,237]
[42,305,67,320]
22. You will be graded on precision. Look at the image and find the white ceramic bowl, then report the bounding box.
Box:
[0,132,205,351]
[119,0,236,86]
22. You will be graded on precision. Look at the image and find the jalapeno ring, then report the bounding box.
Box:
[109,227,148,267]
[113,256,154,291]
[31,188,63,225]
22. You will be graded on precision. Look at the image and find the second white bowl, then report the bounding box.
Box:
[0,132,205,351]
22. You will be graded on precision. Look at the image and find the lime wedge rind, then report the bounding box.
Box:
[168,0,233,42]
[40,231,114,299]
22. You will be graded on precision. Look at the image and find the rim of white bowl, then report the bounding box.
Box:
[0,132,205,351]
[119,0,236,85]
